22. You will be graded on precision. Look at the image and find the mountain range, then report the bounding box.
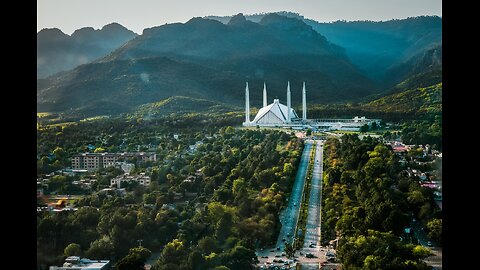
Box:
[37,23,137,78]
[37,12,442,118]
[207,12,442,87]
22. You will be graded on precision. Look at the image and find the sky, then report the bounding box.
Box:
[37,0,442,35]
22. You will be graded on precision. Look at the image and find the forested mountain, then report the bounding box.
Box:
[37,23,137,78]
[207,13,442,87]
[37,14,375,115]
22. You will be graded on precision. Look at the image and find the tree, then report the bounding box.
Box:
[360,124,369,133]
[157,239,186,266]
[86,236,115,259]
[64,243,82,257]
[284,242,295,258]
[412,245,433,258]
[226,245,256,270]
[198,236,217,255]
[115,247,152,270]
[306,129,312,136]
[426,218,442,245]
[94,147,106,153]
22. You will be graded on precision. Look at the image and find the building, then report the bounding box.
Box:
[242,81,380,131]
[49,256,110,270]
[243,81,299,126]
[71,152,156,171]
[110,173,151,188]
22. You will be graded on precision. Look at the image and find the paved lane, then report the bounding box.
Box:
[275,141,313,250]
[302,140,323,253]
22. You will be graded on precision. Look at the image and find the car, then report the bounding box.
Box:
[276,247,281,251]
[281,253,286,256]
[270,249,275,252]
[275,255,281,258]
[282,238,286,242]
[278,259,284,263]
[427,241,432,247]
[261,256,269,258]
[306,253,315,258]
[309,244,315,248]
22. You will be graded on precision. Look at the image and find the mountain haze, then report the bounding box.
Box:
[37,14,375,115]
[37,23,138,78]
[207,13,442,87]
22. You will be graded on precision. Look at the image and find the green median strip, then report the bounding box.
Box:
[294,141,316,250]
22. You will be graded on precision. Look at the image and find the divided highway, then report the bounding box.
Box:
[275,141,313,250]
[303,141,323,250]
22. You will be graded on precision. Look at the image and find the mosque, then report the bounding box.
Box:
[242,82,380,131]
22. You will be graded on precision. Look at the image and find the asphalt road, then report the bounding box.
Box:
[275,141,313,250]
[302,140,323,252]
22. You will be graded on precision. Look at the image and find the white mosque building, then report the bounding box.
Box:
[243,81,380,131]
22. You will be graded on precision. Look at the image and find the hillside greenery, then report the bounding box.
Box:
[320,135,441,269]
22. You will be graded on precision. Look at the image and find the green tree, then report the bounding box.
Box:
[115,247,152,270]
[426,218,442,245]
[94,147,106,153]
[412,245,433,258]
[360,124,369,133]
[64,243,82,257]
[284,242,295,259]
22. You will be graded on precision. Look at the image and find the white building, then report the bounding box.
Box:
[243,81,300,127]
[242,81,380,131]
[49,256,109,270]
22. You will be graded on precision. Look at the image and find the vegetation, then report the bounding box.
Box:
[37,113,303,270]
[308,83,441,122]
[320,135,441,269]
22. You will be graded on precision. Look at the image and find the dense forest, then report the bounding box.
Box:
[320,135,441,269]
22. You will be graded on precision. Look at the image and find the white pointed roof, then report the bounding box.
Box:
[251,99,298,124]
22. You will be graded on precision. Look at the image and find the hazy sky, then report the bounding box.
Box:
[37,0,442,35]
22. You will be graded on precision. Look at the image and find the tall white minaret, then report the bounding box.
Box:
[245,82,250,124]
[263,82,267,107]
[287,81,291,122]
[302,81,307,120]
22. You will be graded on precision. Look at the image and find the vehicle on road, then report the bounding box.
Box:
[261,256,269,258]
[427,241,432,246]
[306,253,315,258]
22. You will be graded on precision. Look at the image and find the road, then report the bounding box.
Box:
[275,141,313,250]
[411,220,442,269]
[302,141,323,252]
[257,140,333,270]
[256,141,313,268]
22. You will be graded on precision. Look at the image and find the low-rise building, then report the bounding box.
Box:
[71,152,156,171]
[49,256,110,270]
[110,173,151,188]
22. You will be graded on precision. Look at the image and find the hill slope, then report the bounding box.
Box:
[207,13,442,87]
[37,23,137,78]
[37,14,375,115]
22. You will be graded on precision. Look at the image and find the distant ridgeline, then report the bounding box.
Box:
[37,12,441,120]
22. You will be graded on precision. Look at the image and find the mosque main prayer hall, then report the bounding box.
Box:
[242,82,380,131]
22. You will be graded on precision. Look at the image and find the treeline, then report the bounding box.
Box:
[37,126,303,270]
[320,135,441,269]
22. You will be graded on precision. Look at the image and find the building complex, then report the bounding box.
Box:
[242,82,380,131]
